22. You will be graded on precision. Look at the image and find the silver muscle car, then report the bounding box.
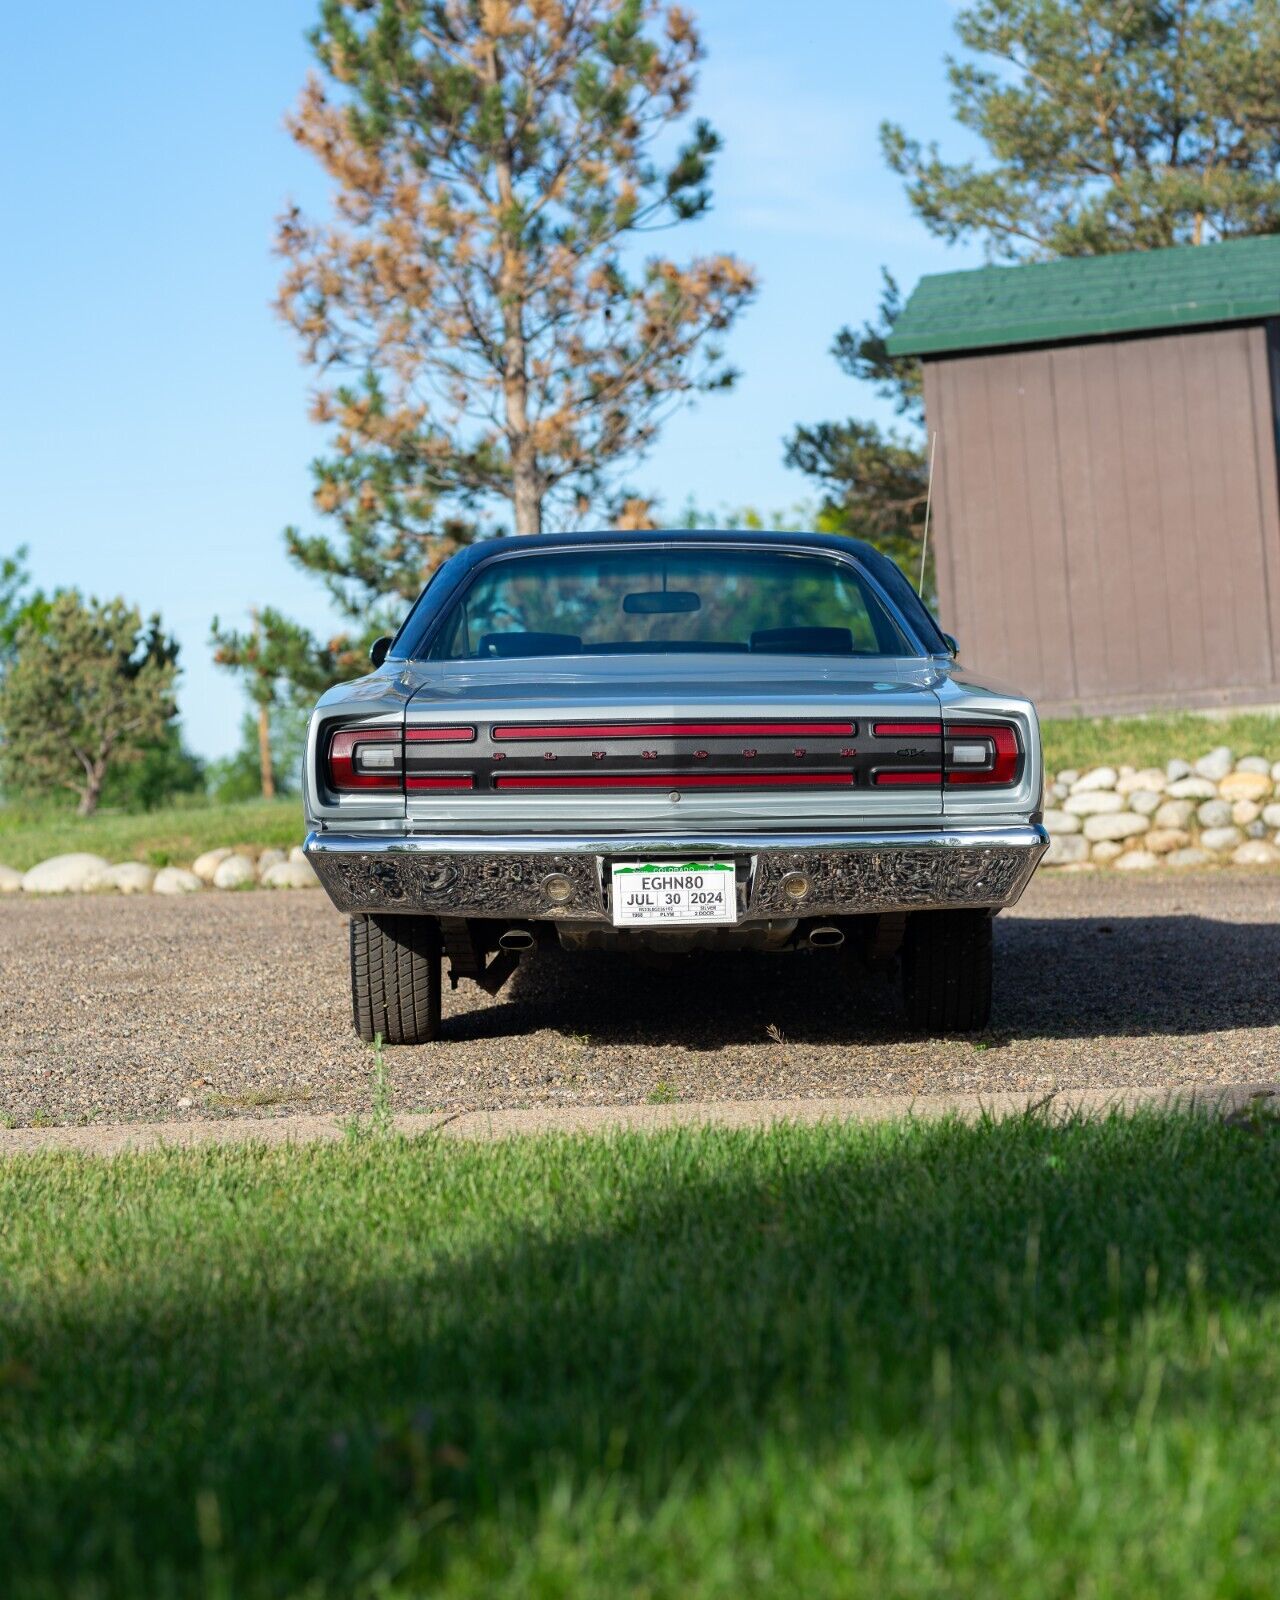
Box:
[303,531,1048,1041]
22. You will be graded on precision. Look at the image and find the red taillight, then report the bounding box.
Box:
[872,721,942,738]
[945,723,1021,786]
[491,720,854,741]
[327,727,402,792]
[406,726,476,743]
[492,772,854,791]
[406,774,474,791]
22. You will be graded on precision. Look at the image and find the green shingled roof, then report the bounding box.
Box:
[885,234,1280,357]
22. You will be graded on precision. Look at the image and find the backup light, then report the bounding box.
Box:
[945,723,1021,787]
[327,726,402,792]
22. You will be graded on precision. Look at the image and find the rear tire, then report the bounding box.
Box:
[350,914,442,1044]
[900,910,993,1034]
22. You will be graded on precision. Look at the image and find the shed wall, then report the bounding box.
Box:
[922,323,1280,717]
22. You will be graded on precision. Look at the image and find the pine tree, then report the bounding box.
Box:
[276,0,756,538]
[882,0,1280,259]
[210,609,344,800]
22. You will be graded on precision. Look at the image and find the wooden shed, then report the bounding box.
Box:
[886,236,1280,717]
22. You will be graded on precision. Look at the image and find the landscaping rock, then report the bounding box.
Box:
[1165,758,1192,781]
[212,854,257,890]
[1127,789,1163,816]
[21,853,111,894]
[1056,769,1079,789]
[192,847,236,884]
[1231,840,1280,866]
[1199,825,1243,853]
[1043,807,1081,834]
[1153,798,1196,829]
[1083,811,1149,842]
[1117,768,1166,795]
[1196,798,1232,829]
[1114,850,1159,870]
[261,858,320,889]
[1166,777,1218,800]
[1272,760,1280,784]
[102,862,156,895]
[1247,820,1269,838]
[0,865,22,894]
[152,866,202,895]
[1232,799,1262,826]
[1064,790,1125,817]
[1235,755,1272,775]
[1144,828,1192,855]
[1194,746,1234,781]
[1218,770,1272,803]
[1263,803,1280,830]
[1071,766,1118,793]
[1090,840,1125,863]
[1043,832,1087,865]
[1165,847,1213,868]
[289,845,309,865]
[257,848,287,873]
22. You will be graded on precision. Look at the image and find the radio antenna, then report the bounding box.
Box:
[918,429,937,597]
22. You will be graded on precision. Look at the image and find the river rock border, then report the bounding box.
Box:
[0,845,320,896]
[1043,746,1280,870]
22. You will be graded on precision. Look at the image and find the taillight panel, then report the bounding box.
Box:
[327,723,478,795]
[944,723,1022,787]
[327,727,403,792]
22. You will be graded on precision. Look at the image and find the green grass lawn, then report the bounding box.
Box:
[3,1111,1279,1598]
[1040,709,1280,776]
[0,796,302,872]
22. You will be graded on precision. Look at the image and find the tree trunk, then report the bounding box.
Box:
[77,768,104,817]
[488,44,541,536]
[258,702,276,800]
[511,453,542,535]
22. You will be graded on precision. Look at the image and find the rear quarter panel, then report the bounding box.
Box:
[937,664,1043,825]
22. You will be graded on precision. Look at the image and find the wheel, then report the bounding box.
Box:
[900,910,993,1034]
[350,914,443,1044]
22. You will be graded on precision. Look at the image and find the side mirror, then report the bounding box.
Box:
[369,636,392,668]
[942,633,959,659]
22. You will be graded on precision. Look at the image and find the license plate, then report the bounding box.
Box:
[610,860,738,927]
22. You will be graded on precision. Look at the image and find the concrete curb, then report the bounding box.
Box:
[2,1083,1275,1157]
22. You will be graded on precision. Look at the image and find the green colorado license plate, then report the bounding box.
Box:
[610,861,737,927]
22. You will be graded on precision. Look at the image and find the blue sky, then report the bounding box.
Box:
[2,0,983,759]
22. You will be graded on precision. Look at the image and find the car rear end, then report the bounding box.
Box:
[301,533,1047,1038]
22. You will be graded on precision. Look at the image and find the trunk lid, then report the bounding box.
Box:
[402,654,945,832]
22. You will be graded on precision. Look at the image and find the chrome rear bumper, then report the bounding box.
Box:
[304,825,1048,921]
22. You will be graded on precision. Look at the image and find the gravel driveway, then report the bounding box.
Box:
[3,872,1278,1128]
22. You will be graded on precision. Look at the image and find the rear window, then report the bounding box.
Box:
[428,547,916,660]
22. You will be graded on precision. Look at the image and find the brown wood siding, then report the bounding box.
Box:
[922,324,1280,716]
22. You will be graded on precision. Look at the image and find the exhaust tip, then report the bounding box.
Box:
[497,928,536,952]
[807,925,845,948]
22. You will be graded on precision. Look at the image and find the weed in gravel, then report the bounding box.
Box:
[343,1035,396,1139]
[647,1079,678,1104]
